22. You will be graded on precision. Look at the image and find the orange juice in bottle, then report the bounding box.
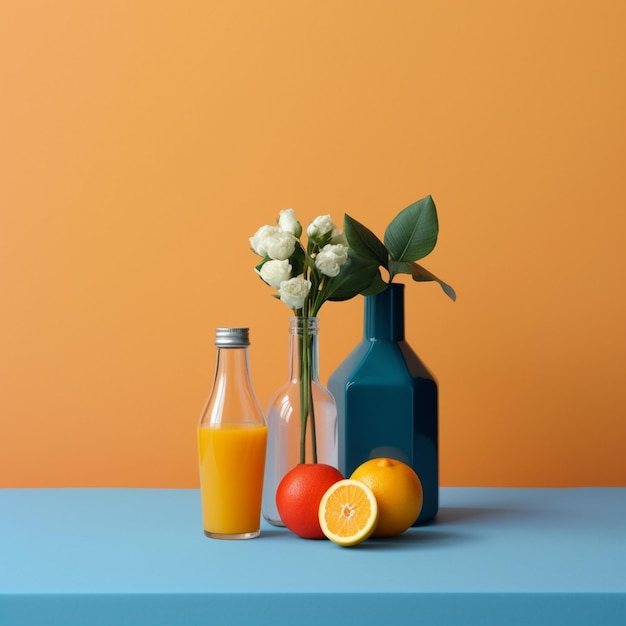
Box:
[198,423,267,535]
[197,328,267,539]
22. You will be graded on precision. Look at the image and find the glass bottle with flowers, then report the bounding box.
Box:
[250,210,379,526]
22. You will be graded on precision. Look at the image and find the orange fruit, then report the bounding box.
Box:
[318,479,378,546]
[350,457,423,537]
[275,463,344,539]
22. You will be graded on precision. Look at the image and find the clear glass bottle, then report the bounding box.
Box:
[262,316,338,526]
[197,327,268,539]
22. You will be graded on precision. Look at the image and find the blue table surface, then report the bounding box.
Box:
[1,487,625,625]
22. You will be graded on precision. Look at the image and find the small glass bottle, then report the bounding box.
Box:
[197,327,268,539]
[262,316,338,526]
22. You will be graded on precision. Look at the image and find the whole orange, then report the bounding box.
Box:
[276,463,344,539]
[350,458,423,537]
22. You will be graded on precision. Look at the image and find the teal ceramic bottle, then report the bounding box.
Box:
[328,283,438,524]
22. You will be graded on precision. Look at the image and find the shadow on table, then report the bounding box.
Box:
[348,504,540,550]
[355,529,469,550]
[259,528,293,539]
[435,505,530,524]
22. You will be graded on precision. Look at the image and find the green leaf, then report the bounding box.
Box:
[344,214,389,268]
[410,262,457,301]
[325,251,381,302]
[290,242,306,277]
[360,271,388,296]
[388,259,413,279]
[384,195,439,262]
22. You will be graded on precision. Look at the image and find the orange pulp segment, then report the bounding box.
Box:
[318,479,379,546]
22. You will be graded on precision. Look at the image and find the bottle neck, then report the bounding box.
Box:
[215,346,251,378]
[213,346,254,402]
[364,283,405,341]
[201,344,263,426]
[288,316,320,382]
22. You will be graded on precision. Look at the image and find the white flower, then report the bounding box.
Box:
[315,243,349,277]
[258,259,292,289]
[278,208,302,238]
[250,225,297,260]
[279,277,311,309]
[307,215,337,244]
[249,225,279,257]
[265,230,297,260]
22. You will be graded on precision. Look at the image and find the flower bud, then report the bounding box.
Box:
[278,208,302,238]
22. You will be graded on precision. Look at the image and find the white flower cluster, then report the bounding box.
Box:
[250,209,349,311]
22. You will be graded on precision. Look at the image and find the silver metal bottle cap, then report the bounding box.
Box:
[215,327,250,347]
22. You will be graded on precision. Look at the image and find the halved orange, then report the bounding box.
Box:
[318,479,379,546]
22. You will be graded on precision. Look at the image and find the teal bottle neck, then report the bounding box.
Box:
[364,283,405,341]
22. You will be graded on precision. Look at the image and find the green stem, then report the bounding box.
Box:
[298,315,317,464]
[310,276,326,317]
[306,324,317,463]
[299,323,306,464]
[309,366,317,463]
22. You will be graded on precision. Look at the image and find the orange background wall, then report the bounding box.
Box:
[1,1,625,488]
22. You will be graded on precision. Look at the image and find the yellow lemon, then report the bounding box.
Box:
[350,458,422,537]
